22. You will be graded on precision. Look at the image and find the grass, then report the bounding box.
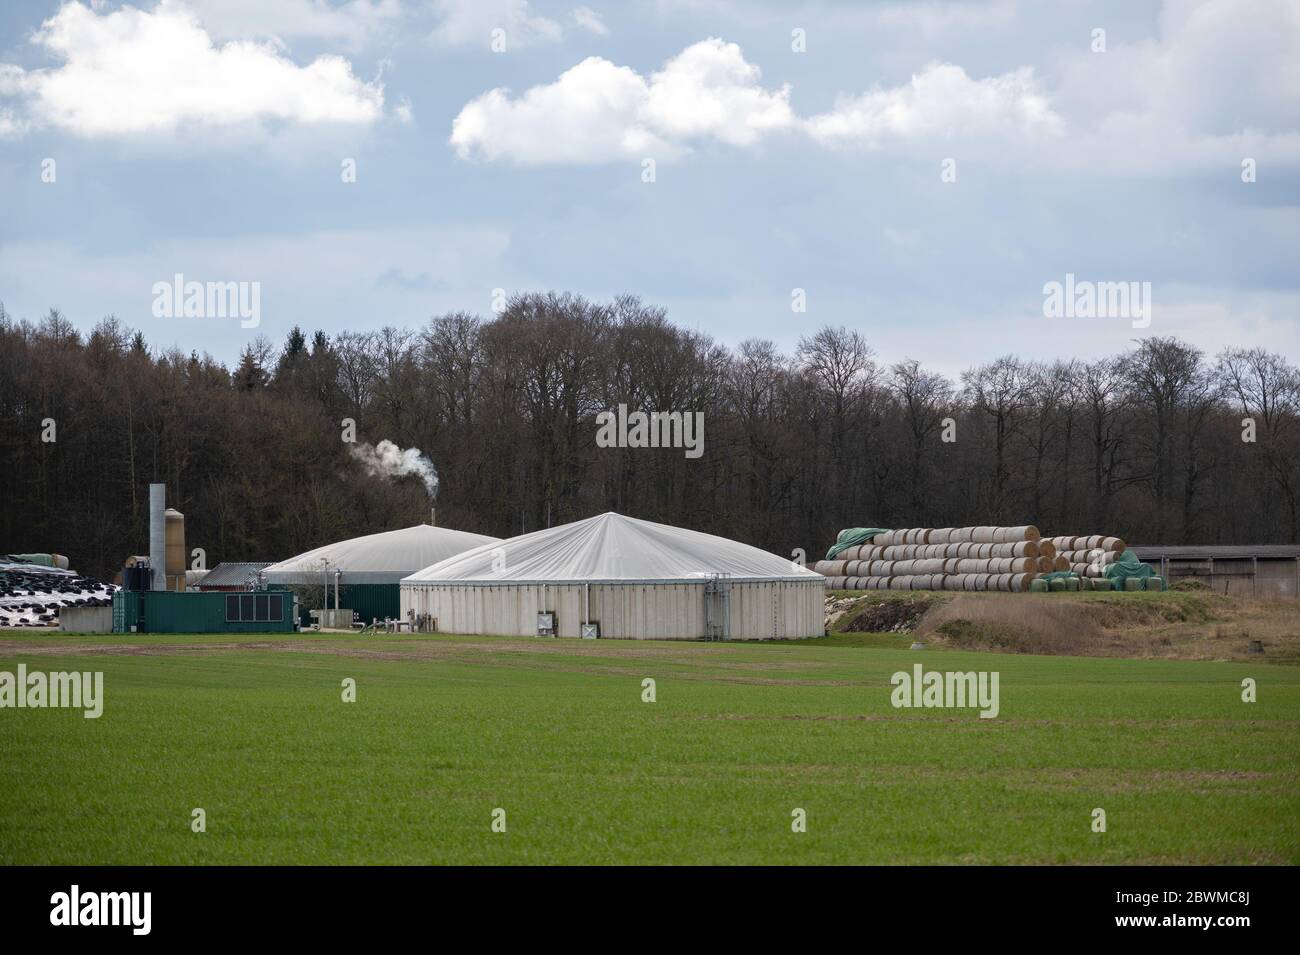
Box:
[1,630,1297,865]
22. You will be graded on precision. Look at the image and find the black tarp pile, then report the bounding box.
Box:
[0,557,117,628]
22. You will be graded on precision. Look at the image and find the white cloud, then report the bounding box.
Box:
[0,1,387,138]
[806,62,1062,151]
[450,38,794,164]
[451,57,668,164]
[1048,0,1300,174]
[571,6,609,36]
[430,0,562,48]
[175,0,404,47]
[642,38,794,147]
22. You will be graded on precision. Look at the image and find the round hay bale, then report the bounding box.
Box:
[1037,556,1054,573]
[1103,537,1125,554]
[1038,541,1057,559]
[1017,573,1036,592]
[991,540,1038,559]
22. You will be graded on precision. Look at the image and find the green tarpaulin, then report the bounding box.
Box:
[826,528,891,560]
[1103,550,1163,587]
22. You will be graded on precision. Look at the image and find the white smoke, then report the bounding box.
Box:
[349,440,439,500]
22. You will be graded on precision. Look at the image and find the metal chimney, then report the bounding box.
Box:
[149,483,166,591]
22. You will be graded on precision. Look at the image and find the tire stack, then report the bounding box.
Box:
[814,526,1042,592]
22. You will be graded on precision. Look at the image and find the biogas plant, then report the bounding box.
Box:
[5,478,1288,638]
[5,471,827,639]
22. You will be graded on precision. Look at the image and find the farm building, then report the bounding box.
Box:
[265,524,500,625]
[1129,545,1300,599]
[195,562,273,592]
[400,512,825,640]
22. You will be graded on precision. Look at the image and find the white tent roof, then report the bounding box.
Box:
[264,524,500,584]
[403,512,822,585]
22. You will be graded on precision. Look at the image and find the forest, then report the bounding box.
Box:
[1,292,1297,581]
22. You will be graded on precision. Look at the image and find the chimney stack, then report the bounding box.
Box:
[149,483,166,591]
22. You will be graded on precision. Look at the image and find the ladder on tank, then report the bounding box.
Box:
[703,574,731,641]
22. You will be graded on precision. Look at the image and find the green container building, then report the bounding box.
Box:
[112,590,298,634]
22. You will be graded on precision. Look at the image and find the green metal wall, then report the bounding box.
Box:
[112,590,298,634]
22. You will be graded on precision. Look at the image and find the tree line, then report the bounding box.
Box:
[1,293,1297,582]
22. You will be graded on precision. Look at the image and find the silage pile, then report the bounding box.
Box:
[0,558,117,628]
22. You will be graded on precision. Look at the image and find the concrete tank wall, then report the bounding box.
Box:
[59,606,113,633]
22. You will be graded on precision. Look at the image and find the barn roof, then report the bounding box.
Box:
[265,525,500,584]
[403,512,822,586]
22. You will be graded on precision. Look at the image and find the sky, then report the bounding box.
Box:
[0,0,1296,378]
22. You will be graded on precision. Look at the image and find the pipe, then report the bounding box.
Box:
[149,483,166,591]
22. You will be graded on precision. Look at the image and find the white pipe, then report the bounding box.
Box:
[149,483,166,591]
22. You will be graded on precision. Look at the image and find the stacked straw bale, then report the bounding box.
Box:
[815,526,1041,592]
[1042,535,1127,577]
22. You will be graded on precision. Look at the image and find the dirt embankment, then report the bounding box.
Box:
[830,591,1299,661]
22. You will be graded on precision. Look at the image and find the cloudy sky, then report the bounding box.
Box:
[0,0,1296,376]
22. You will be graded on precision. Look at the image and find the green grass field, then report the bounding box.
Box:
[1,631,1297,864]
